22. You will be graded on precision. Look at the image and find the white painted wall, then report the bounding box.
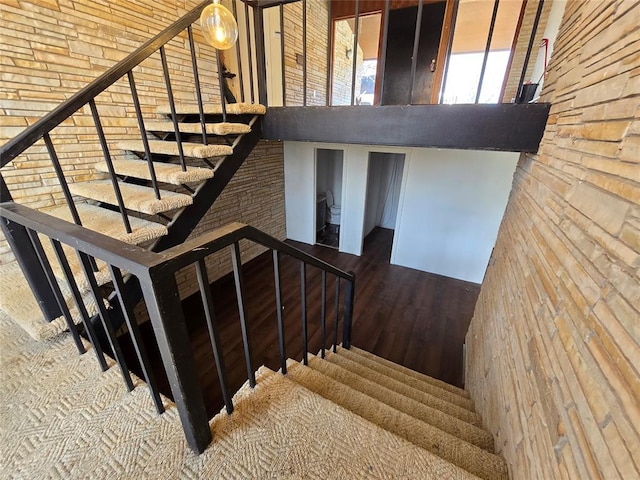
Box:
[392,148,518,283]
[283,142,518,283]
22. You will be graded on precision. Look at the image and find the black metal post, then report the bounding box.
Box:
[43,134,83,224]
[244,2,255,103]
[187,26,208,145]
[408,0,424,104]
[517,0,545,101]
[350,0,360,106]
[342,273,355,349]
[300,261,308,365]
[320,270,326,358]
[195,259,233,414]
[50,239,108,371]
[280,4,286,107]
[216,50,228,123]
[272,250,286,374]
[231,242,255,387]
[140,270,212,454]
[109,265,164,414]
[476,0,500,103]
[127,71,161,199]
[160,46,187,171]
[254,7,268,106]
[377,0,391,106]
[89,99,132,233]
[333,276,340,353]
[303,0,308,106]
[232,0,246,103]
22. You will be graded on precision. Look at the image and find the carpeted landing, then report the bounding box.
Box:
[0,312,507,479]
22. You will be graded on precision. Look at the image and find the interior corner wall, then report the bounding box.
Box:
[466,2,640,478]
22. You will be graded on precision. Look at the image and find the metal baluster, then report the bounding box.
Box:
[231,242,255,387]
[350,0,360,106]
[377,0,391,106]
[216,51,228,123]
[232,0,245,103]
[50,239,108,371]
[43,134,82,225]
[109,265,164,414]
[516,0,545,102]
[89,99,132,233]
[438,0,460,104]
[343,274,356,349]
[303,0,307,106]
[320,270,326,359]
[127,71,161,199]
[408,0,424,104]
[195,259,233,414]
[187,26,208,145]
[280,4,286,107]
[300,261,308,365]
[78,251,135,391]
[273,250,286,374]
[333,276,340,353]
[160,46,187,171]
[476,0,500,103]
[244,2,255,103]
[25,229,84,354]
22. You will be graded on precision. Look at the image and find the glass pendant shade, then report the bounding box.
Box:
[200,0,238,50]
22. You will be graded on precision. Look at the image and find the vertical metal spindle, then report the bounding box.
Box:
[476,0,500,103]
[333,276,340,353]
[300,261,308,365]
[408,0,424,104]
[343,273,356,349]
[195,259,233,414]
[517,0,545,102]
[231,242,255,387]
[25,229,84,354]
[216,51,228,123]
[377,0,391,106]
[350,0,360,106]
[127,71,161,199]
[280,4,286,107]
[89,99,132,233]
[438,0,460,104]
[244,2,255,103]
[160,46,187,171]
[78,252,135,391]
[326,0,333,106]
[272,250,286,374]
[50,239,108,371]
[232,0,245,103]
[43,134,82,225]
[254,8,268,106]
[302,0,308,106]
[187,26,208,145]
[320,270,326,358]
[109,265,164,414]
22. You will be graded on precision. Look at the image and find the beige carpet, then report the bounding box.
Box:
[118,139,232,159]
[0,314,486,479]
[157,102,267,116]
[145,120,252,135]
[95,159,214,185]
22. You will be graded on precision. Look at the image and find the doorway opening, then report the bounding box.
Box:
[316,148,344,248]
[363,152,405,261]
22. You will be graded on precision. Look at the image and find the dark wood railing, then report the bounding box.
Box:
[0,201,356,454]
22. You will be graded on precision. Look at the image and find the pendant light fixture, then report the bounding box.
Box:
[199,0,238,50]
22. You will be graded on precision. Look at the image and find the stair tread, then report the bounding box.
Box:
[325,351,481,425]
[146,120,251,136]
[307,355,494,452]
[118,139,232,159]
[350,345,471,399]
[286,360,507,480]
[218,365,482,479]
[338,347,475,411]
[95,159,213,185]
[156,102,266,116]
[69,180,192,215]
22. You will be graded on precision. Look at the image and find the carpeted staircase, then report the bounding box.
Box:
[0,298,508,479]
[0,102,266,339]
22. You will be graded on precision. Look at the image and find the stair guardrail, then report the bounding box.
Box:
[0,201,356,454]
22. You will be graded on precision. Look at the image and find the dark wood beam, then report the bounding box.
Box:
[262,103,550,153]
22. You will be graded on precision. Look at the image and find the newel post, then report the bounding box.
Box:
[342,272,356,349]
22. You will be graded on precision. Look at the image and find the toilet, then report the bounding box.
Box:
[325,190,341,228]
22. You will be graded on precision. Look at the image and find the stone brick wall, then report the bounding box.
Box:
[466,1,640,478]
[0,0,286,291]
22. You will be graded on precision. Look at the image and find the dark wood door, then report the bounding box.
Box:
[382,2,446,105]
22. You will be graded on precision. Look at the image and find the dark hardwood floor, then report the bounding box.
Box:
[122,227,480,416]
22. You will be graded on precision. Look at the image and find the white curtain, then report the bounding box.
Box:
[378,155,404,229]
